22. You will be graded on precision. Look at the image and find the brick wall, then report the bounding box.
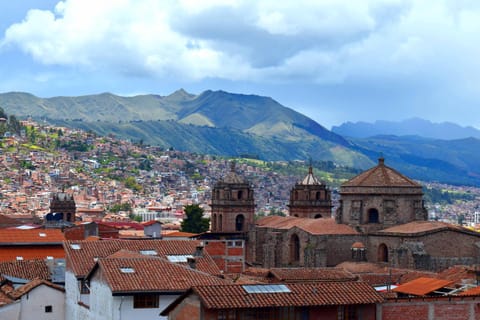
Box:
[379,297,480,320]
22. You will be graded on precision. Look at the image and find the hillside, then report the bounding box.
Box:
[0,90,371,168]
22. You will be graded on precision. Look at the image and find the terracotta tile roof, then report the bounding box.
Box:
[0,229,65,244]
[379,221,465,235]
[64,239,221,278]
[342,158,421,188]
[9,279,64,299]
[393,277,454,296]
[335,262,437,286]
[0,259,50,280]
[90,256,227,294]
[142,220,162,226]
[269,268,357,282]
[189,282,383,309]
[0,247,65,262]
[163,231,198,238]
[436,265,477,284]
[459,285,480,296]
[256,216,358,235]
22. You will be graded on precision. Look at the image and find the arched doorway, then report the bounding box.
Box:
[290,234,300,263]
[368,208,379,223]
[378,243,388,262]
[235,214,245,231]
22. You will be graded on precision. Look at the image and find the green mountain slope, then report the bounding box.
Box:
[0,90,371,167]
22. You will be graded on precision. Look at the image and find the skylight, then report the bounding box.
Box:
[166,255,194,263]
[242,284,291,294]
[120,267,135,273]
[39,232,46,237]
[70,244,81,250]
[139,250,157,256]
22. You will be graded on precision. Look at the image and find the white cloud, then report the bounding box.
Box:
[2,0,480,93]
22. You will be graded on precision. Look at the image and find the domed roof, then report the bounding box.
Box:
[221,161,245,184]
[342,157,420,187]
[300,166,322,185]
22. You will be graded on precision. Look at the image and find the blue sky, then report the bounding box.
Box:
[1,0,480,129]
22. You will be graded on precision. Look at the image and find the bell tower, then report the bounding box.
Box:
[288,165,332,218]
[210,162,255,233]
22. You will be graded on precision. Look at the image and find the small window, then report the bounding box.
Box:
[16,256,23,261]
[39,232,46,237]
[120,267,135,273]
[45,305,53,313]
[139,250,157,256]
[134,294,159,308]
[70,244,81,250]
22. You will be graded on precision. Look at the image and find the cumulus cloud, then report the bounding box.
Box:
[2,0,480,90]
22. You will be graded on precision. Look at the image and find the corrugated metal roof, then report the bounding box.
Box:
[393,277,454,296]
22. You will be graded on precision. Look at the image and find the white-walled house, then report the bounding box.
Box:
[86,255,226,320]
[63,239,224,320]
[0,278,65,320]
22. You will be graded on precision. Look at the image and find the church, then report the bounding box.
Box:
[206,158,480,272]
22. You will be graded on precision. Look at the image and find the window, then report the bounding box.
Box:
[235,214,245,231]
[134,294,159,308]
[139,250,157,256]
[80,280,90,294]
[338,305,357,320]
[290,234,300,263]
[368,208,379,223]
[45,305,53,313]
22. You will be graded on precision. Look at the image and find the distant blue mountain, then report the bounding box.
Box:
[332,118,480,140]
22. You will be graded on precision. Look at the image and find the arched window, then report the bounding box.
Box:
[290,234,300,263]
[212,214,217,231]
[315,191,321,200]
[66,213,71,222]
[237,190,243,200]
[314,214,322,219]
[378,243,388,262]
[368,208,379,223]
[218,215,223,231]
[235,215,245,231]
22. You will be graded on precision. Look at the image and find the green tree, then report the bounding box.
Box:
[180,204,210,233]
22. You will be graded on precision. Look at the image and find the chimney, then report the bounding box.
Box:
[194,245,204,257]
[187,257,196,269]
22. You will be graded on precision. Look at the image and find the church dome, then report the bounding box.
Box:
[342,157,421,188]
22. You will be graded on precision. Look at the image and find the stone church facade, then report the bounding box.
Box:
[244,158,480,272]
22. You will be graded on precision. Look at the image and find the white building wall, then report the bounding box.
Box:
[116,294,178,320]
[65,271,90,320]
[19,285,65,320]
[0,301,20,319]
[89,273,115,320]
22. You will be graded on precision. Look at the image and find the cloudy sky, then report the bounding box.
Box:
[1,0,479,129]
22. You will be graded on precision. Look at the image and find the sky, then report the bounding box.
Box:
[1,0,480,129]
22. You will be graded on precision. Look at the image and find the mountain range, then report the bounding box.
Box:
[1,90,480,185]
[332,118,480,140]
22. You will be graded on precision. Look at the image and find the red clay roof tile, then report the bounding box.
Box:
[191,282,383,309]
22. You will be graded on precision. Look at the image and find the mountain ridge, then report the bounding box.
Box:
[3,90,480,185]
[332,118,480,140]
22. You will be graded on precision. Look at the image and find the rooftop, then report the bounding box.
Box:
[256,216,358,235]
[182,282,383,310]
[342,157,421,188]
